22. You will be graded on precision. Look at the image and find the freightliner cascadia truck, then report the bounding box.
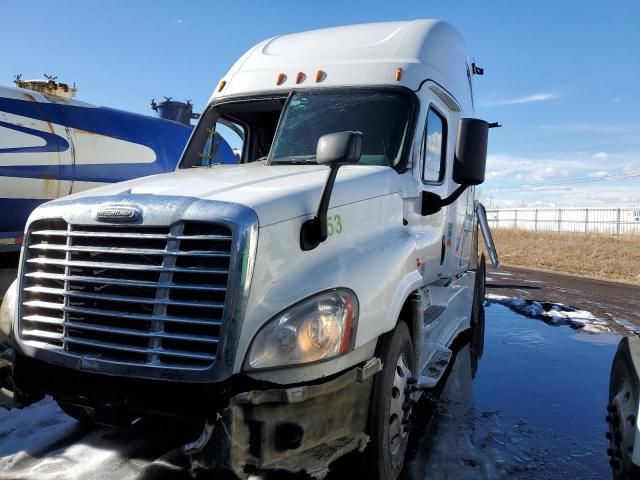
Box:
[0,20,499,480]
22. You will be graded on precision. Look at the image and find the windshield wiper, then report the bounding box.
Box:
[270,155,317,165]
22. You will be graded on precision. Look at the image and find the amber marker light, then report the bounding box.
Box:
[276,73,287,85]
[296,72,306,84]
[338,293,357,354]
[395,67,403,81]
[315,69,326,82]
[217,80,227,92]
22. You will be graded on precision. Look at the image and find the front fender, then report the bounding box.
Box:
[236,193,423,380]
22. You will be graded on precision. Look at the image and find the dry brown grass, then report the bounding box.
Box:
[482,229,640,285]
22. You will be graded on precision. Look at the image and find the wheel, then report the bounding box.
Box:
[57,401,97,425]
[608,337,640,479]
[367,321,414,480]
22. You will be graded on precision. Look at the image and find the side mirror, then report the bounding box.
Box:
[316,131,363,166]
[421,118,489,216]
[300,131,362,250]
[453,118,489,186]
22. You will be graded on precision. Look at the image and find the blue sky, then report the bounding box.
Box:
[3,0,639,207]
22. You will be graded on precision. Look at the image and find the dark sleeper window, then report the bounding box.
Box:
[422,107,447,183]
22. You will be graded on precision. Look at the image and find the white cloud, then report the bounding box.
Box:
[588,171,609,178]
[485,153,594,182]
[486,183,640,208]
[536,123,638,134]
[592,152,608,160]
[426,131,442,156]
[480,92,561,107]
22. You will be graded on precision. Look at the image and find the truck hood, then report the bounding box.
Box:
[56,163,405,226]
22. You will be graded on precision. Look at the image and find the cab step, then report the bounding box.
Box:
[410,346,453,392]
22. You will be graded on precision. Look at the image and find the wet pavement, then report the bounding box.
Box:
[0,259,630,479]
[403,301,618,479]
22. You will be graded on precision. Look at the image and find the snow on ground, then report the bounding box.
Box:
[613,317,640,335]
[485,294,610,333]
[0,399,77,459]
[0,398,192,480]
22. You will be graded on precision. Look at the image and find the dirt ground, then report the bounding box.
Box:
[485,229,640,285]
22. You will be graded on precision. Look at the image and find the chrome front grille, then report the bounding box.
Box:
[19,219,233,369]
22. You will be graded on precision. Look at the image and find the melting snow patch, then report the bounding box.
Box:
[613,317,640,335]
[486,294,610,333]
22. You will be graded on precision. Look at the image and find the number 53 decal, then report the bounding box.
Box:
[327,214,343,236]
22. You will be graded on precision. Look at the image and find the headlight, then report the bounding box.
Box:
[247,289,358,369]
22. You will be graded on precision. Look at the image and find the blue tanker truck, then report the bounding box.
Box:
[0,76,235,251]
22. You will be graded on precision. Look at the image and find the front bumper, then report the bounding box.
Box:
[3,348,380,478]
[188,357,381,479]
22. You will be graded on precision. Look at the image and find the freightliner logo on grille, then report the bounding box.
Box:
[95,205,141,223]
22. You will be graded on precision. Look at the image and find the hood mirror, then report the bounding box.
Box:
[300,131,362,250]
[315,131,363,167]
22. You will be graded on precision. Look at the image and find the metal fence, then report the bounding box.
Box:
[486,208,640,235]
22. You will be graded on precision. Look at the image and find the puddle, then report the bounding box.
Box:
[404,302,620,479]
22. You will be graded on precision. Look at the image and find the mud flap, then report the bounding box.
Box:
[475,201,499,268]
[186,358,381,479]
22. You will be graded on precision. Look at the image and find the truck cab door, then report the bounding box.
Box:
[404,89,460,285]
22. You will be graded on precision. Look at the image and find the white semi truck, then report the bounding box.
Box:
[0,20,498,479]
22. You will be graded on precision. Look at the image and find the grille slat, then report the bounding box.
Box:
[65,321,220,344]
[32,229,232,241]
[23,300,64,310]
[29,243,231,258]
[19,218,232,369]
[64,305,222,326]
[25,272,227,292]
[21,329,65,340]
[25,288,225,309]
[64,336,217,361]
[22,314,65,325]
[26,257,229,275]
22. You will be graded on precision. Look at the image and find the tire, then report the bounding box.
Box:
[608,337,640,479]
[57,401,97,425]
[470,254,486,377]
[367,321,414,480]
[478,253,486,304]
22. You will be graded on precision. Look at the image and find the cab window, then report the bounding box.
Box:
[422,107,447,183]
